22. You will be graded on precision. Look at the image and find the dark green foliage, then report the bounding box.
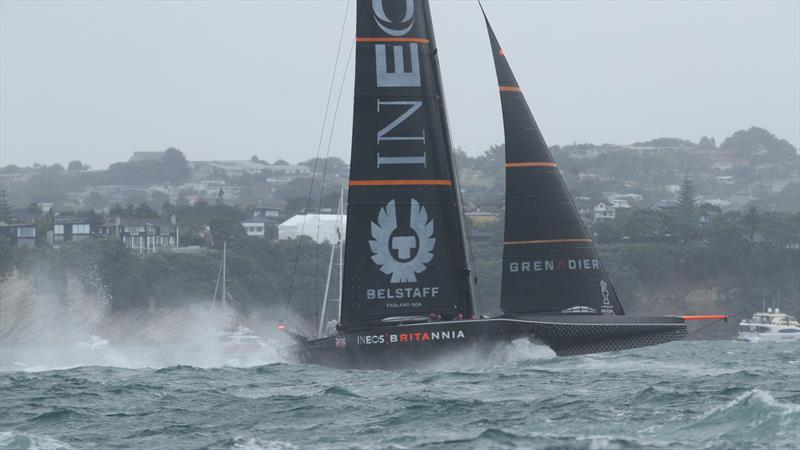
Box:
[108,202,160,219]
[209,217,247,248]
[677,175,697,215]
[698,136,716,148]
[721,126,797,160]
[103,147,190,185]
[67,160,89,171]
[632,137,696,148]
[0,190,11,222]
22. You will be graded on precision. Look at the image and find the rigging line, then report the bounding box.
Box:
[689,309,741,336]
[316,38,356,216]
[315,37,356,324]
[283,0,352,320]
[212,251,224,306]
[452,148,481,312]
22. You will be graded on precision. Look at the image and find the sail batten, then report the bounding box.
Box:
[340,0,474,329]
[482,6,625,316]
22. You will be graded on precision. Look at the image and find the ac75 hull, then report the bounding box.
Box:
[291,315,688,369]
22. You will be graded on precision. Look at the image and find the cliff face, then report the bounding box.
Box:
[601,244,799,338]
[469,240,798,338]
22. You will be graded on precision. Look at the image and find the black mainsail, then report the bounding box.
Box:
[340,0,475,329]
[482,9,625,316]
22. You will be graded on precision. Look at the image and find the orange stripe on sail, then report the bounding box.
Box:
[506,162,557,168]
[503,238,592,246]
[356,37,430,43]
[349,179,452,187]
[499,86,522,92]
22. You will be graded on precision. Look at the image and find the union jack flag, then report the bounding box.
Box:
[335,337,347,349]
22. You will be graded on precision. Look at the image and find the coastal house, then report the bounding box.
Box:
[188,161,266,181]
[279,214,346,244]
[251,206,282,218]
[261,163,312,182]
[129,151,168,162]
[465,210,500,226]
[573,197,594,224]
[53,219,94,244]
[609,199,631,209]
[593,202,616,222]
[0,223,37,248]
[241,216,276,239]
[99,216,179,253]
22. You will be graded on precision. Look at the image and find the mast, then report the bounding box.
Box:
[213,242,224,307]
[337,186,345,323]
[318,188,345,338]
[340,0,475,329]
[420,0,477,316]
[318,235,337,337]
[222,240,227,309]
[481,5,624,316]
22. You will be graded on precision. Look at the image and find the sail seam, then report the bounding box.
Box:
[349,179,452,186]
[506,162,557,168]
[503,238,592,246]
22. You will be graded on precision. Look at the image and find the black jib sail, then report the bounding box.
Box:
[482,9,625,316]
[340,0,475,329]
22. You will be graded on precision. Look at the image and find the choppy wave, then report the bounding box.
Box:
[1,273,798,449]
[3,341,797,449]
[0,431,74,450]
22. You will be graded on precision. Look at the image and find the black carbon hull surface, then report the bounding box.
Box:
[291,315,687,369]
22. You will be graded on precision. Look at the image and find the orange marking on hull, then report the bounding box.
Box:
[503,238,592,246]
[349,179,452,187]
[680,315,729,321]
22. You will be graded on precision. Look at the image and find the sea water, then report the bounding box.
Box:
[1,340,798,450]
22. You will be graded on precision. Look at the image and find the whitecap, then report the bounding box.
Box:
[0,431,74,450]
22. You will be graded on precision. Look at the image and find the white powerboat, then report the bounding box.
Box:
[738,308,800,342]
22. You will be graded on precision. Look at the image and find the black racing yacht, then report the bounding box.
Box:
[291,0,723,369]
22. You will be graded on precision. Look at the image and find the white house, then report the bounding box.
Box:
[609,199,630,209]
[593,202,616,222]
[188,160,311,182]
[279,214,346,244]
[241,215,278,238]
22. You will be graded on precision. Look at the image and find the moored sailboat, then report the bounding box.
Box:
[290,0,724,369]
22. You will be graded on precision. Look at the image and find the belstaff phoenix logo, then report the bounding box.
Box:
[369,199,434,283]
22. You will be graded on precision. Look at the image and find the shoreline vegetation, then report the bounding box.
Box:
[1,126,798,339]
[1,209,797,339]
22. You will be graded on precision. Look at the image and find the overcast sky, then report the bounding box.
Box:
[1,0,798,169]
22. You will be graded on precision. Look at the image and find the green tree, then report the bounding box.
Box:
[162,147,190,183]
[720,126,797,160]
[25,202,40,214]
[743,206,759,242]
[209,216,247,248]
[133,202,159,218]
[0,190,11,222]
[677,174,697,215]
[67,160,89,171]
